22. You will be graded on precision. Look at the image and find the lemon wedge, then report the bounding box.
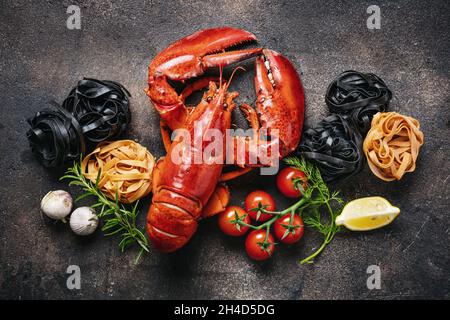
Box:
[335,197,400,231]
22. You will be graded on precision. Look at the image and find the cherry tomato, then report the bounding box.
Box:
[245,190,275,222]
[218,206,250,237]
[276,167,307,198]
[274,214,304,244]
[245,230,275,261]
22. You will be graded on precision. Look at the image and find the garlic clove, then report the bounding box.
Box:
[41,190,73,220]
[69,207,99,236]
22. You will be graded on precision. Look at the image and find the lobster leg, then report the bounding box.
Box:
[201,183,230,218]
[218,103,261,181]
[180,77,221,101]
[239,103,260,132]
[151,157,164,194]
[160,121,172,153]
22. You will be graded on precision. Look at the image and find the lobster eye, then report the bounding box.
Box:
[206,96,212,102]
[223,103,228,109]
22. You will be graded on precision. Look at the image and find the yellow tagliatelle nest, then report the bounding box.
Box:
[363,112,424,181]
[82,140,155,203]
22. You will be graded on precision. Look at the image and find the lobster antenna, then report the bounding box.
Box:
[226,66,246,91]
[219,65,223,91]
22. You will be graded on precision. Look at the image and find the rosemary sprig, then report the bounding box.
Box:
[234,156,344,264]
[60,159,149,264]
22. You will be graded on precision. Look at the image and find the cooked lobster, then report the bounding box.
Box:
[145,27,305,252]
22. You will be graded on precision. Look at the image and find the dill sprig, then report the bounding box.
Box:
[283,156,344,264]
[60,159,149,264]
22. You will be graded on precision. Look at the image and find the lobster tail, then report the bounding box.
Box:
[147,186,202,252]
[147,201,198,253]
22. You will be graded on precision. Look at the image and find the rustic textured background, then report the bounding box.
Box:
[0,0,449,299]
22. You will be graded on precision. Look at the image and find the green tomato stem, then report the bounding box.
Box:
[240,197,307,232]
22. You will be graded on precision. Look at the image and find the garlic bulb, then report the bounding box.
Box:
[69,207,99,236]
[41,190,73,220]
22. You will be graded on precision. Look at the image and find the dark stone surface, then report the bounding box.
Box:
[0,0,449,299]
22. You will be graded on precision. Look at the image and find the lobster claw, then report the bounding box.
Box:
[151,27,260,79]
[147,27,262,131]
[254,49,305,156]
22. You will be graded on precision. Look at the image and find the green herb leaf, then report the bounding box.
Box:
[61,160,150,263]
[283,157,344,264]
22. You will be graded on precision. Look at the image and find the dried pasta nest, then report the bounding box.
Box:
[26,103,86,167]
[363,112,424,181]
[82,140,155,203]
[62,78,131,143]
[26,78,131,167]
[325,70,392,135]
[297,114,364,182]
